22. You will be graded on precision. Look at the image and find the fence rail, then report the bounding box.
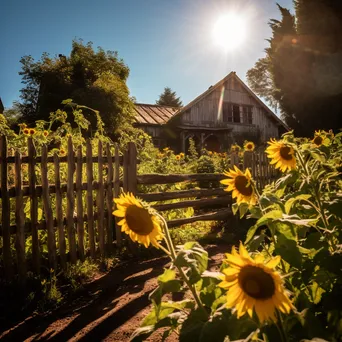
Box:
[0,136,277,281]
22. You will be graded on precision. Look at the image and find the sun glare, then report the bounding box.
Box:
[213,13,247,51]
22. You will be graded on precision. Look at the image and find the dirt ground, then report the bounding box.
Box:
[0,244,228,342]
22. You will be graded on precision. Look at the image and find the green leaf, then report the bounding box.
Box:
[232,203,239,215]
[158,268,175,283]
[238,203,249,219]
[61,98,73,105]
[149,268,182,316]
[253,209,283,230]
[245,225,259,244]
[130,325,155,342]
[275,233,302,268]
[279,214,317,227]
[274,222,297,241]
[175,242,208,284]
[285,194,312,214]
[248,233,266,252]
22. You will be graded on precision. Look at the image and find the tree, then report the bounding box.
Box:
[247,2,342,136]
[3,102,22,127]
[18,39,135,134]
[156,87,182,107]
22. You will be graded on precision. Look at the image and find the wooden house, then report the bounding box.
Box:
[134,72,288,152]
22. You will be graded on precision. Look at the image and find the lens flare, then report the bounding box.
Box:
[213,13,247,51]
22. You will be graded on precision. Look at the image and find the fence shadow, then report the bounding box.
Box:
[0,256,169,342]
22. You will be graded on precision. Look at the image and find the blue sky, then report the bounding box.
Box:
[0,0,293,109]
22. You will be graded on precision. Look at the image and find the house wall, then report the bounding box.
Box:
[180,77,279,141]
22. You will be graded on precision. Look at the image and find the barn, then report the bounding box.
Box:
[133,72,288,152]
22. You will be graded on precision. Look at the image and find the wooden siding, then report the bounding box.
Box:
[180,77,280,140]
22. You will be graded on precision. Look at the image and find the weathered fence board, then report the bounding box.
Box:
[86,139,96,258]
[28,137,40,273]
[106,144,113,252]
[76,146,85,261]
[97,140,105,257]
[41,145,56,269]
[14,151,26,283]
[1,136,12,279]
[54,153,66,268]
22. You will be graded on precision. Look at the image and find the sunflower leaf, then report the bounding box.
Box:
[285,194,312,214]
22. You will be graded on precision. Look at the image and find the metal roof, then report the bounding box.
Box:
[134,103,179,125]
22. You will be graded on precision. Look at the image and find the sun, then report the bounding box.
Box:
[212,13,247,51]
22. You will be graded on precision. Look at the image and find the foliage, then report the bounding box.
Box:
[156,87,183,107]
[247,2,342,136]
[18,39,135,134]
[128,130,342,342]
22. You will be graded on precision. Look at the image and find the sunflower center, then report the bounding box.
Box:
[279,146,293,161]
[239,265,275,300]
[235,176,253,197]
[247,144,253,150]
[313,136,323,146]
[125,205,155,236]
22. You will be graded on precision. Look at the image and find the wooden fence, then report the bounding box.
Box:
[0,136,276,281]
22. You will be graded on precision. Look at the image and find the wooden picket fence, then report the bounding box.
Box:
[0,136,276,281]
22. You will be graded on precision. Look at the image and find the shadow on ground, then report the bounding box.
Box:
[0,244,228,342]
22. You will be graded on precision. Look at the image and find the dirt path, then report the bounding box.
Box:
[0,244,228,342]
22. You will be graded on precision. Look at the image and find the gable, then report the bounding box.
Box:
[172,72,288,130]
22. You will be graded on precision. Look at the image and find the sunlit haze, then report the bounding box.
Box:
[212,13,247,51]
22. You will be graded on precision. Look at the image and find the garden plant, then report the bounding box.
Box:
[113,130,342,342]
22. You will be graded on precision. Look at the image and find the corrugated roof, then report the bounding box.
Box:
[134,104,179,125]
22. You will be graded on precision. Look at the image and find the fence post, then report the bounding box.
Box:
[243,151,253,171]
[230,152,239,168]
[0,136,13,280]
[15,150,26,284]
[76,145,85,261]
[123,142,138,254]
[113,145,121,248]
[106,143,114,254]
[97,140,105,258]
[41,145,57,269]
[54,153,66,268]
[28,137,40,274]
[66,136,77,263]
[127,142,137,195]
[86,139,96,258]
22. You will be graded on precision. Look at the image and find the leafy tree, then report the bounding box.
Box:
[18,39,135,134]
[3,102,22,127]
[156,87,182,107]
[247,1,342,136]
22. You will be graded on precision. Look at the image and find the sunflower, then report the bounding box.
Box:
[113,192,164,248]
[265,139,296,172]
[175,155,181,160]
[59,148,66,156]
[29,128,36,136]
[221,166,257,205]
[43,130,49,137]
[312,130,330,147]
[244,141,255,152]
[179,152,185,158]
[231,144,241,153]
[23,128,30,135]
[208,151,213,156]
[219,243,294,322]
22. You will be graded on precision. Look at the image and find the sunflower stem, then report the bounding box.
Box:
[275,310,288,342]
[156,213,208,319]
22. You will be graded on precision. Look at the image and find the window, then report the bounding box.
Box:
[222,102,232,122]
[242,106,253,124]
[233,105,240,123]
